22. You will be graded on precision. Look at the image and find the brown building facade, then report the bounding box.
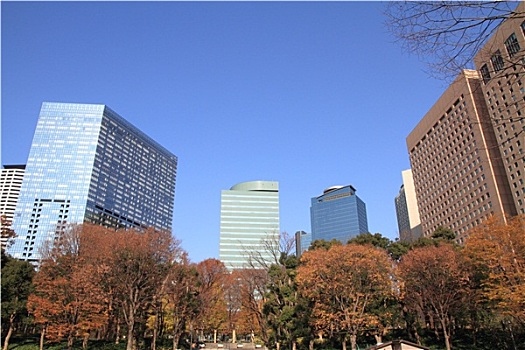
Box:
[473,1,525,216]
[407,70,516,242]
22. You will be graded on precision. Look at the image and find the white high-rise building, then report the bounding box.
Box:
[219,181,280,270]
[1,165,25,249]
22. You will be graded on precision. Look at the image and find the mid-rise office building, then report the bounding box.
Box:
[310,185,368,244]
[407,70,516,242]
[473,1,525,215]
[219,180,280,270]
[395,169,422,242]
[295,230,311,257]
[1,165,25,249]
[8,102,178,263]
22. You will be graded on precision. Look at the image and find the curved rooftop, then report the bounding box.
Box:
[230,180,278,192]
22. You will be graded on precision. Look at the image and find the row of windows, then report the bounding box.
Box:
[480,25,525,83]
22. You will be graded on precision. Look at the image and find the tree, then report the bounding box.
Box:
[28,225,107,350]
[463,215,525,326]
[1,256,35,350]
[263,255,311,350]
[195,259,228,343]
[431,227,456,241]
[0,215,16,253]
[162,255,201,350]
[106,228,177,350]
[307,239,342,251]
[385,1,520,81]
[398,244,470,350]
[296,244,394,350]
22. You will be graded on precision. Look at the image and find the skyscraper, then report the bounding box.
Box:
[394,169,422,242]
[8,102,178,263]
[473,1,525,216]
[1,165,25,250]
[407,70,516,242]
[310,185,368,244]
[219,181,279,270]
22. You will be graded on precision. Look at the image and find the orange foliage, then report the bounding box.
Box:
[296,244,393,350]
[398,243,469,350]
[464,214,525,324]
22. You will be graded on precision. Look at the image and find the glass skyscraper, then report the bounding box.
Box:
[8,102,178,263]
[219,181,279,270]
[310,185,368,244]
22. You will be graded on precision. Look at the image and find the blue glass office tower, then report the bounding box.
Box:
[8,102,177,263]
[310,185,368,244]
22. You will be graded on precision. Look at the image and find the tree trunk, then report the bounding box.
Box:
[214,329,218,343]
[68,332,74,350]
[439,317,451,350]
[116,322,121,344]
[350,334,357,350]
[127,310,135,350]
[39,327,46,350]
[2,315,14,350]
[173,333,181,350]
[2,325,13,350]
[292,341,297,350]
[83,333,89,349]
[309,339,314,350]
[374,334,382,344]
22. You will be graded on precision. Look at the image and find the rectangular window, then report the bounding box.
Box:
[491,50,505,71]
[505,33,521,57]
[480,64,491,83]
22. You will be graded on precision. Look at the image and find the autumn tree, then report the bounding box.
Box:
[463,215,525,328]
[161,255,201,350]
[296,244,394,350]
[234,268,270,344]
[195,259,228,343]
[27,225,108,350]
[1,255,35,350]
[1,215,16,253]
[105,228,178,350]
[398,244,470,350]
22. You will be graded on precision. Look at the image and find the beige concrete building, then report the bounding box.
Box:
[395,169,422,242]
[407,70,516,242]
[473,1,525,216]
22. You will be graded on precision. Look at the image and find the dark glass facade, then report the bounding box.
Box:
[8,102,177,263]
[310,185,368,244]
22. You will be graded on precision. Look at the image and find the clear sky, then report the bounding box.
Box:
[1,1,447,264]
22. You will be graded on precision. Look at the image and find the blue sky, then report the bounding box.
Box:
[1,1,447,263]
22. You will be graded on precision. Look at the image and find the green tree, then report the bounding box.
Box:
[431,227,456,241]
[308,239,342,251]
[263,254,308,350]
[1,256,35,350]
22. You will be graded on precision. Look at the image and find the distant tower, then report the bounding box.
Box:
[310,185,368,244]
[294,230,311,257]
[8,102,178,264]
[1,165,25,250]
[395,169,422,242]
[219,181,280,270]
